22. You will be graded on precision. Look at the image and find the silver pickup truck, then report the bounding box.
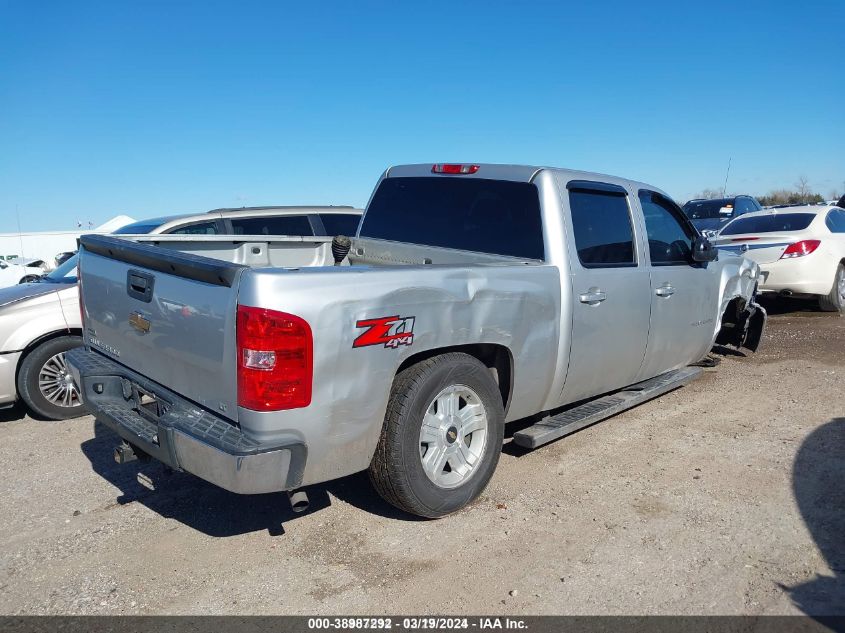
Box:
[68,163,765,518]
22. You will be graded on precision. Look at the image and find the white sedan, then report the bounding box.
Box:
[0,259,44,289]
[713,205,845,312]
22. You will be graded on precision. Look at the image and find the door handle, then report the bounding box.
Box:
[655,284,675,297]
[127,269,155,303]
[579,288,607,305]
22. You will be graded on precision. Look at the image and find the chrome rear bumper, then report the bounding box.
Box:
[66,347,306,494]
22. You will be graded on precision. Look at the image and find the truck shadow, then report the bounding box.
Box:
[0,402,91,423]
[783,417,845,616]
[80,420,421,536]
[0,402,28,423]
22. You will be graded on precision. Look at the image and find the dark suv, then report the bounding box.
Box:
[682,195,763,235]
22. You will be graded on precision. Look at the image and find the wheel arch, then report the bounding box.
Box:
[14,328,82,383]
[396,343,514,415]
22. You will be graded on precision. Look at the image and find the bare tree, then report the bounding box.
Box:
[795,176,811,203]
[692,188,724,200]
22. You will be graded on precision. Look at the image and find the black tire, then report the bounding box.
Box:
[818,263,845,313]
[19,275,41,284]
[368,353,505,518]
[17,335,86,420]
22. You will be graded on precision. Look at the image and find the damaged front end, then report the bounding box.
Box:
[715,294,767,351]
[713,256,767,352]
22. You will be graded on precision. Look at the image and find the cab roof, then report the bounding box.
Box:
[385,163,671,199]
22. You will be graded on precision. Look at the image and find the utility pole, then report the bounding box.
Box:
[721,158,732,197]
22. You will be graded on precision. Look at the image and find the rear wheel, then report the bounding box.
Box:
[368,353,505,518]
[17,336,86,420]
[818,263,845,313]
[19,275,40,284]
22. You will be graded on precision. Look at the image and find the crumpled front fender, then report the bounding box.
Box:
[714,256,767,351]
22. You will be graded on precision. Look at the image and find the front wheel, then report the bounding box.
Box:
[368,353,505,518]
[17,336,86,420]
[818,263,845,313]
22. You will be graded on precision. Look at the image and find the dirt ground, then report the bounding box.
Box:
[0,297,843,616]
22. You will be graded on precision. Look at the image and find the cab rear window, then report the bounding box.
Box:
[360,177,544,260]
[721,213,815,235]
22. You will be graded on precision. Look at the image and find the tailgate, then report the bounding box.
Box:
[714,235,795,264]
[78,235,247,421]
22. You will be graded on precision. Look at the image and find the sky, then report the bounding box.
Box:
[1,0,843,232]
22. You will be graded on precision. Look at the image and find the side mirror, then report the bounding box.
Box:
[692,235,718,262]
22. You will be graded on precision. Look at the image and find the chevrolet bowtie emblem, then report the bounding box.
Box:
[129,311,151,334]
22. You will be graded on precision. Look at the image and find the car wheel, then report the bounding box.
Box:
[368,353,505,518]
[818,263,845,313]
[17,336,86,420]
[19,275,40,284]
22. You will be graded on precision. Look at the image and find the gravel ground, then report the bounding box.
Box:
[0,298,843,616]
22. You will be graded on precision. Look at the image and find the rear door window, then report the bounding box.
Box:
[230,215,314,236]
[568,185,636,267]
[826,209,845,233]
[360,177,544,260]
[166,221,219,235]
[318,213,361,236]
[639,190,695,265]
[721,213,816,235]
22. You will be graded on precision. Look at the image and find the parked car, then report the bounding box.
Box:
[113,205,362,237]
[0,257,83,417]
[0,259,45,288]
[837,194,845,209]
[713,205,845,312]
[0,206,362,420]
[69,163,765,518]
[682,195,763,236]
[54,251,76,267]
[16,258,51,272]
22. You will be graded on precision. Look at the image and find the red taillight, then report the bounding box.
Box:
[236,305,312,411]
[431,164,479,174]
[780,240,820,259]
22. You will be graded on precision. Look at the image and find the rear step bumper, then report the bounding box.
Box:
[66,347,306,494]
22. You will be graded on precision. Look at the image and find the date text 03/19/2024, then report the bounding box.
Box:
[306,617,527,630]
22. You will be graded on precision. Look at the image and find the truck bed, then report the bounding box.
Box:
[105,234,539,270]
[77,234,559,440]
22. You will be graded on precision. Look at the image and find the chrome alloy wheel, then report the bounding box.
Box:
[838,269,845,302]
[418,384,489,489]
[38,352,81,408]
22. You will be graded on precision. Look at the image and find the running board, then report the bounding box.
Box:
[511,367,702,449]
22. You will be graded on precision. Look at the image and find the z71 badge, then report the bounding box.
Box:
[353,315,416,349]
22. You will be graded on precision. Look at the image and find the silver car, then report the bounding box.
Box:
[0,206,362,420]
